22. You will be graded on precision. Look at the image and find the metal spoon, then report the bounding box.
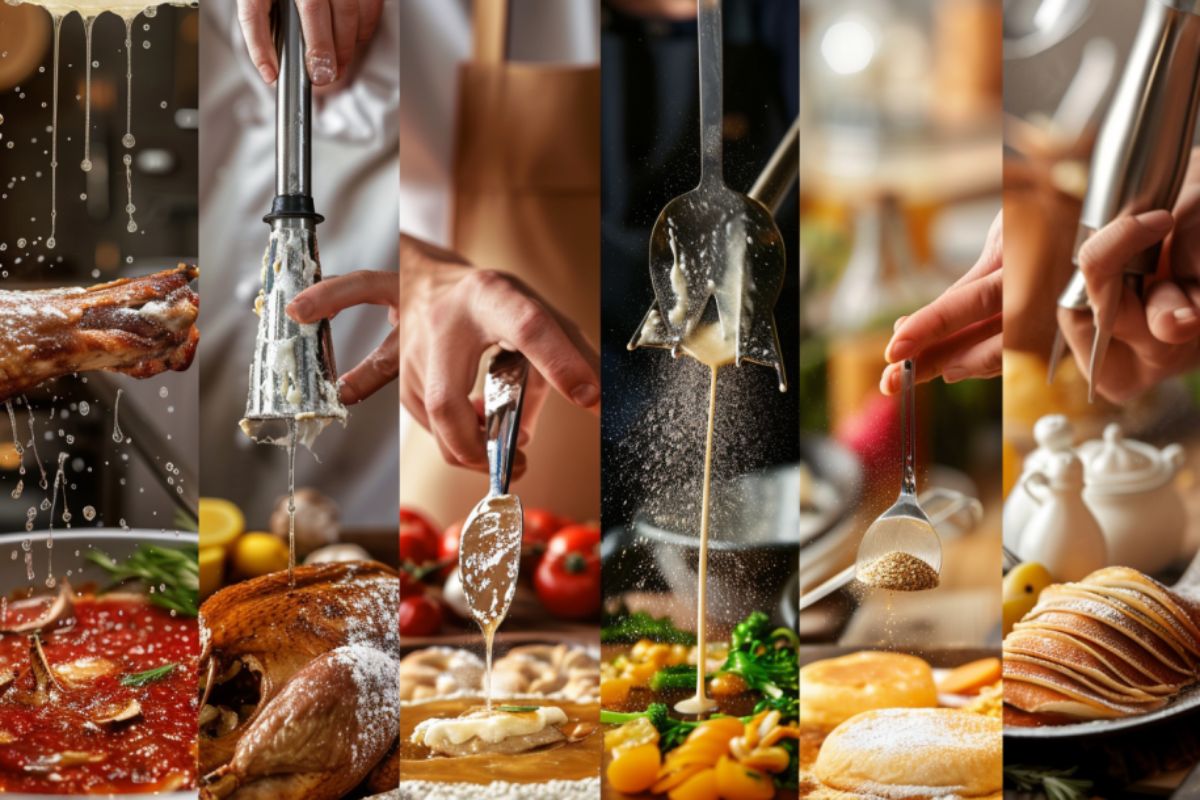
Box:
[634,0,787,390]
[799,489,982,612]
[458,350,528,637]
[854,360,942,586]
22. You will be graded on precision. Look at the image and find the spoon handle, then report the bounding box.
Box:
[484,350,529,497]
[901,359,917,497]
[697,0,723,182]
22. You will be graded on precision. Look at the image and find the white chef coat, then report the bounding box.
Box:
[198,0,399,527]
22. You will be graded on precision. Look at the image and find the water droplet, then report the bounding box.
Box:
[126,220,138,233]
[79,401,90,416]
[158,387,168,399]
[142,40,151,49]
[83,505,96,521]
[46,237,55,250]
[159,100,168,109]
[16,238,26,248]
[80,159,92,172]
[125,203,136,214]
[122,133,135,148]
[80,193,88,201]
[5,141,13,150]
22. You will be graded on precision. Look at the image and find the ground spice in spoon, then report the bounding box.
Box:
[858,551,940,591]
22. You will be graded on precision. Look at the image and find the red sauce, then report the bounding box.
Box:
[0,595,198,793]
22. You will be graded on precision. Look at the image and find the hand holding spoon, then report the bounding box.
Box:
[855,360,942,591]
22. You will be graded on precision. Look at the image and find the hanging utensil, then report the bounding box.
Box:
[628,0,788,391]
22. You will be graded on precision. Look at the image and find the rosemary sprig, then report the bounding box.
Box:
[120,663,177,687]
[86,544,199,618]
[1005,765,1093,800]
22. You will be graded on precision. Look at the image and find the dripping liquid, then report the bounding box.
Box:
[673,364,721,716]
[47,16,63,250]
[80,15,97,173]
[112,388,124,443]
[286,418,297,589]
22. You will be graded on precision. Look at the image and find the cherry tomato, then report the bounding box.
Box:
[400,569,424,599]
[399,507,440,566]
[438,519,465,579]
[521,507,565,576]
[399,594,442,636]
[534,523,601,619]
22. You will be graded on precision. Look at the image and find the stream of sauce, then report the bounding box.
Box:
[673,322,736,716]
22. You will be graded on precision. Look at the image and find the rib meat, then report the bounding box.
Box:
[0,264,199,402]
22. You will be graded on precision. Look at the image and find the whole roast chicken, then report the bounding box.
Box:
[198,561,400,800]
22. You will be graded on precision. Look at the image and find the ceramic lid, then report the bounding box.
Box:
[1077,424,1184,494]
[1024,415,1075,476]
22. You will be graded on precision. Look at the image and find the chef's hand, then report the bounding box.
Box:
[237,0,383,86]
[287,269,398,406]
[396,234,600,474]
[1056,208,1200,404]
[880,212,1003,395]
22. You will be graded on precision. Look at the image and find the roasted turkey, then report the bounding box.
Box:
[198,561,399,800]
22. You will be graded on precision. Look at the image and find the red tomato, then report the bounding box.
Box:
[399,594,442,637]
[535,523,601,619]
[400,569,424,599]
[438,519,465,579]
[522,507,566,576]
[400,507,441,566]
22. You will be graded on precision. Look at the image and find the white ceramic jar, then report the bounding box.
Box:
[1077,423,1186,575]
[1017,452,1108,582]
[1003,414,1076,553]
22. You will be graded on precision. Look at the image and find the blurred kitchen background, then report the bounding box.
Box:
[798,0,1004,649]
[0,5,199,535]
[600,0,800,637]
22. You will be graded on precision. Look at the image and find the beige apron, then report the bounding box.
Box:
[400,0,601,528]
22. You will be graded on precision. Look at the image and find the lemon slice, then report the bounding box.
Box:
[199,497,244,551]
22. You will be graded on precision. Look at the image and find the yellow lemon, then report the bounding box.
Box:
[199,497,244,551]
[199,546,225,599]
[1002,561,1054,636]
[232,532,289,578]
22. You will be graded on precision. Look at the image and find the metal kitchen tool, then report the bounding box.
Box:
[1047,0,1200,402]
[628,0,789,392]
[241,0,345,444]
[854,360,943,584]
[1003,0,1093,59]
[799,488,982,612]
[458,351,529,631]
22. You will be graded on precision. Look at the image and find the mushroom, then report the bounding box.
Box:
[91,698,142,726]
[0,582,76,635]
[54,657,117,687]
[269,488,339,556]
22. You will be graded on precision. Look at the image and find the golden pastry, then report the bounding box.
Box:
[800,651,938,729]
[813,708,1002,800]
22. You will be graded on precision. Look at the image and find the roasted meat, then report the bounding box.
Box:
[198,562,400,800]
[0,264,199,402]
